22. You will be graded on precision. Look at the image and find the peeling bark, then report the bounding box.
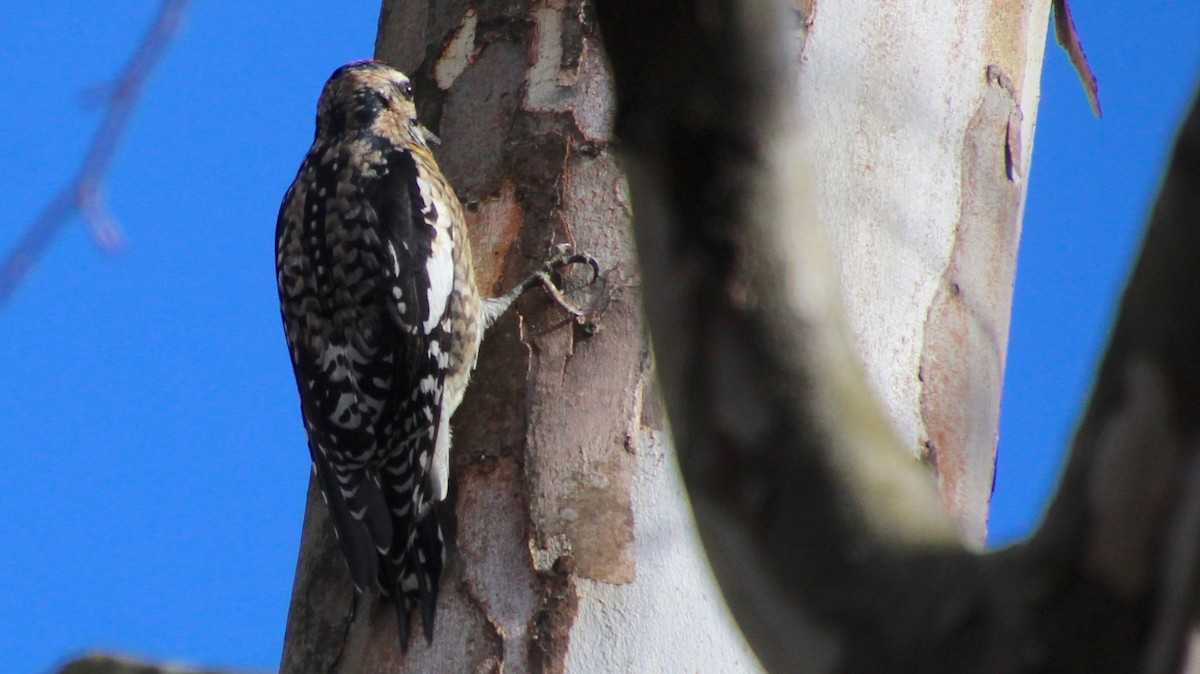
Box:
[281,1,753,671]
[794,0,1050,546]
[281,0,1200,671]
[1052,0,1102,117]
[918,64,1025,542]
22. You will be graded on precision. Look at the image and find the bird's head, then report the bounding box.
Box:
[315,60,439,147]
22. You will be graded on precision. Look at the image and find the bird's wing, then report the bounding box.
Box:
[276,152,395,592]
[368,145,453,646]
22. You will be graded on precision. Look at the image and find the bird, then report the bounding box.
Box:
[275,60,597,652]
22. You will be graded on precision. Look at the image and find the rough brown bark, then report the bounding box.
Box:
[595,0,1200,668]
[280,1,659,672]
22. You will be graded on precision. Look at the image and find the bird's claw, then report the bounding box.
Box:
[542,244,601,286]
[533,244,602,321]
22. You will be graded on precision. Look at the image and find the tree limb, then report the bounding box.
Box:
[595,0,1200,668]
[1024,83,1200,674]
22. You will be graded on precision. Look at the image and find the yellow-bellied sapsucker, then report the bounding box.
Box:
[276,60,595,651]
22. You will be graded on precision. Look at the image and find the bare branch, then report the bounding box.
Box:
[1025,82,1200,674]
[0,0,188,307]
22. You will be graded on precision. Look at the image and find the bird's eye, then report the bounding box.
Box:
[400,81,414,99]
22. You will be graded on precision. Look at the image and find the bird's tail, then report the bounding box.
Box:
[408,504,445,644]
[383,483,446,652]
[311,452,391,594]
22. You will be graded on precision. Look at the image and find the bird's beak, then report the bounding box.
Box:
[422,127,442,146]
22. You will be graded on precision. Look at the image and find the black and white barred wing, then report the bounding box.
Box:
[276,154,394,594]
[370,146,454,645]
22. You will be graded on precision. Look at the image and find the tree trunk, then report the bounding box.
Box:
[795,0,1050,546]
[280,1,759,671]
[279,0,1200,672]
[595,0,1200,669]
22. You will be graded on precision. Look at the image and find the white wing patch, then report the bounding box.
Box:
[431,409,451,502]
[417,175,454,334]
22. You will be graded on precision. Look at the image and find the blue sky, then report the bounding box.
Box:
[0,2,1196,672]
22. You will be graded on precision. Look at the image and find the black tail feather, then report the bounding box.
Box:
[375,538,412,653]
[413,506,444,645]
[387,503,445,652]
[374,438,448,653]
[334,466,393,557]
[311,456,378,592]
[395,592,413,653]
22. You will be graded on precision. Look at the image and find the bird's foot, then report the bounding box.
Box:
[526,243,601,320]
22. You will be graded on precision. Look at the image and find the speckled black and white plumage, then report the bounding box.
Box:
[275,61,484,651]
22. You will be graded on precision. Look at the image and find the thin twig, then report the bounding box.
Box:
[0,0,189,307]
